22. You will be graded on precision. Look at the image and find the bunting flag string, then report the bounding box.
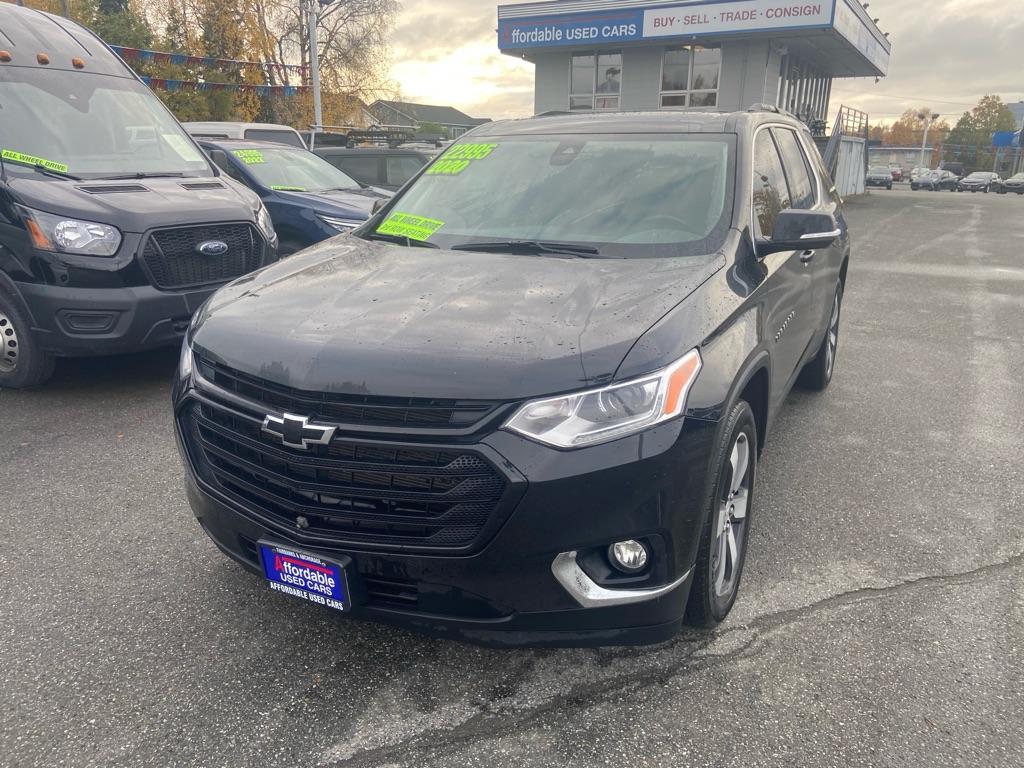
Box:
[111,45,309,79]
[139,76,309,97]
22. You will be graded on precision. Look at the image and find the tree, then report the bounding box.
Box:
[884,108,950,147]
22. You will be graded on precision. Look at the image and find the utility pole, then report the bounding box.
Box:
[918,111,939,172]
[305,0,324,139]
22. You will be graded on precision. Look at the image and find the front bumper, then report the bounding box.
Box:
[18,281,218,357]
[174,377,718,646]
[866,178,891,187]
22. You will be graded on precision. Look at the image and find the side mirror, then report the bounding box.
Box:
[758,209,840,257]
[372,198,387,214]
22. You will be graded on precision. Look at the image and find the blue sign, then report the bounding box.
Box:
[992,131,1016,148]
[499,9,645,50]
[260,543,349,611]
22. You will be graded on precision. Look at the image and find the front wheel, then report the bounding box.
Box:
[798,281,843,391]
[685,401,757,627]
[0,291,55,389]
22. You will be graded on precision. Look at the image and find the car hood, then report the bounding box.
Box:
[7,176,259,233]
[191,237,724,400]
[271,187,390,217]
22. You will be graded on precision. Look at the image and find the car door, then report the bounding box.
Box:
[773,127,838,337]
[751,127,815,403]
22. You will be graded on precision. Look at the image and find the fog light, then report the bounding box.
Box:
[609,540,649,573]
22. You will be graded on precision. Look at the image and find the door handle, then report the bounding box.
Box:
[800,250,815,263]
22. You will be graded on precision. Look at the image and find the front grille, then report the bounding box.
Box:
[196,356,502,430]
[141,223,262,290]
[182,400,513,551]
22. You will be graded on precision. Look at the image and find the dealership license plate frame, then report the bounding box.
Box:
[258,541,352,612]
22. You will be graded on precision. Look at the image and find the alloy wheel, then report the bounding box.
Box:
[825,290,840,378]
[712,432,751,598]
[0,309,19,373]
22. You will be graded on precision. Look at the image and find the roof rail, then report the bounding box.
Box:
[747,103,781,114]
[535,110,572,118]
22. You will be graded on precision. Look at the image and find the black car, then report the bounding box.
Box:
[957,171,1000,193]
[865,166,894,189]
[0,4,277,389]
[995,172,1024,195]
[911,169,958,191]
[173,108,849,646]
[314,147,430,192]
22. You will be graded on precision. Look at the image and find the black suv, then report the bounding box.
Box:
[0,5,277,388]
[174,108,849,646]
[314,147,430,191]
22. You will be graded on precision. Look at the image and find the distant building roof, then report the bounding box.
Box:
[370,100,487,128]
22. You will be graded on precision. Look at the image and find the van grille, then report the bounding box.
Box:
[180,400,513,552]
[141,223,262,290]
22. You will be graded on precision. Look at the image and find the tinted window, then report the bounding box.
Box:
[333,155,380,184]
[386,155,427,186]
[231,147,360,191]
[243,129,304,148]
[752,131,791,237]
[773,129,816,209]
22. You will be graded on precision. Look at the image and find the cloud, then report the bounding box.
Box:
[389,0,1024,124]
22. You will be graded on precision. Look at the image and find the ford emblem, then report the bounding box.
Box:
[196,240,229,256]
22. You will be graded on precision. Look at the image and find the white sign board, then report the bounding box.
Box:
[642,1,833,38]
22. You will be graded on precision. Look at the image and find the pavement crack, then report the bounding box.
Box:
[321,552,1023,767]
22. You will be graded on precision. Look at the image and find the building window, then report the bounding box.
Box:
[660,46,720,109]
[570,52,621,111]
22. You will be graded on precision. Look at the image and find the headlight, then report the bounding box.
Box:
[178,338,194,382]
[255,203,277,243]
[505,349,702,448]
[318,214,364,232]
[18,206,121,256]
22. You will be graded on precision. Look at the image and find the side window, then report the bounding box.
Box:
[333,155,380,185]
[209,149,248,186]
[752,131,792,238]
[386,156,426,186]
[773,129,816,209]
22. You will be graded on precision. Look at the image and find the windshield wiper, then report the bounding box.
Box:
[362,232,439,249]
[21,163,82,181]
[319,186,362,193]
[94,172,187,180]
[450,240,601,258]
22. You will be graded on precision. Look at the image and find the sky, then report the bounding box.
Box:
[388,0,1024,125]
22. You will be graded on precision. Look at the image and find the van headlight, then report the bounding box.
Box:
[18,206,121,256]
[505,349,702,448]
[255,202,277,243]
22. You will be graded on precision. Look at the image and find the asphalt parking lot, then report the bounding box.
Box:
[2,188,1022,768]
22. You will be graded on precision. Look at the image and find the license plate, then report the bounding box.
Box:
[259,542,350,612]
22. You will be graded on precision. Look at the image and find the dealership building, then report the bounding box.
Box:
[496,0,891,125]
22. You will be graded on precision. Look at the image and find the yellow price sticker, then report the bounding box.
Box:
[232,149,265,165]
[1,149,69,174]
[425,143,498,176]
[377,212,445,241]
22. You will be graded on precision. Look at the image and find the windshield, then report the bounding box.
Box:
[1011,174,1024,181]
[869,167,890,174]
[364,133,735,258]
[965,172,990,180]
[232,147,360,192]
[0,69,211,179]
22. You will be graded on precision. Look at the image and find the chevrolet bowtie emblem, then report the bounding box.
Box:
[261,413,336,450]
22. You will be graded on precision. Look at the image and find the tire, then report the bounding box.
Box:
[797,281,843,392]
[0,290,55,389]
[984,186,989,194]
[685,400,757,627]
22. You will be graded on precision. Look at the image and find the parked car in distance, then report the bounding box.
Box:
[185,121,306,149]
[957,171,1000,193]
[994,172,1024,195]
[201,140,391,256]
[888,165,903,182]
[866,166,894,190]
[942,162,965,178]
[0,3,277,389]
[912,169,957,191]
[174,108,850,646]
[910,166,928,182]
[314,147,430,191]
